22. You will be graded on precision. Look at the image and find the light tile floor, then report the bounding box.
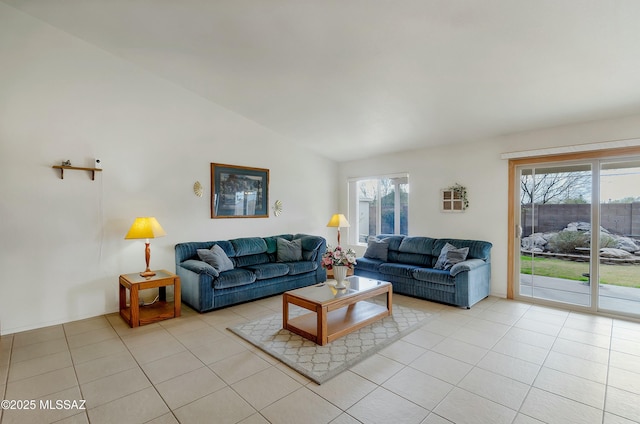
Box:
[1,295,640,424]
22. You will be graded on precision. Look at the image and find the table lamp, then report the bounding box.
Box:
[326,213,350,247]
[125,217,166,277]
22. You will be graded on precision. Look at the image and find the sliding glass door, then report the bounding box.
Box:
[598,159,640,315]
[514,155,640,318]
[518,164,592,308]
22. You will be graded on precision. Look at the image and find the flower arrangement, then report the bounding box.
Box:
[321,245,357,270]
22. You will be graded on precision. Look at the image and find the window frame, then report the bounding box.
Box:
[347,172,409,246]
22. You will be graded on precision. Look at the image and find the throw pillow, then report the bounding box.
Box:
[197,244,234,272]
[443,247,469,270]
[434,243,457,270]
[364,237,390,261]
[276,238,303,262]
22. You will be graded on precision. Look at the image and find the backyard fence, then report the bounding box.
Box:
[522,202,640,237]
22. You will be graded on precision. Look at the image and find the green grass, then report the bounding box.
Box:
[520,255,640,288]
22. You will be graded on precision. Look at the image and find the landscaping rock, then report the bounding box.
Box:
[565,222,611,234]
[616,237,640,253]
[521,222,640,263]
[521,233,548,251]
[599,248,633,259]
[565,222,591,232]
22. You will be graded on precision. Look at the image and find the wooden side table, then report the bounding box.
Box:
[119,270,181,328]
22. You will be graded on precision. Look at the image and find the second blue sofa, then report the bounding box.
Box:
[354,235,492,308]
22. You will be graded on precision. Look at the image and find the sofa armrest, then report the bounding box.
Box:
[180,259,219,278]
[449,259,487,277]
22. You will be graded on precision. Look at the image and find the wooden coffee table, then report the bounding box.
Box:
[282,276,392,345]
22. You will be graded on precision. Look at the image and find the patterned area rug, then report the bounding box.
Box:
[228,302,436,384]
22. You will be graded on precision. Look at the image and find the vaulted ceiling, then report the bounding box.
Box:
[5,0,640,161]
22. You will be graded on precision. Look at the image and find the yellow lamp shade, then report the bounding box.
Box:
[327,213,349,247]
[326,214,350,228]
[125,217,166,240]
[125,217,166,277]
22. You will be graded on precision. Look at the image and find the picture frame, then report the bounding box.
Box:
[211,163,269,218]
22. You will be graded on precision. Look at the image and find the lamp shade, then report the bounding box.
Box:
[326,214,350,228]
[125,217,166,240]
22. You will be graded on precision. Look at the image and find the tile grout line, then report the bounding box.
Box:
[599,318,614,424]
[0,335,14,423]
[61,323,90,424]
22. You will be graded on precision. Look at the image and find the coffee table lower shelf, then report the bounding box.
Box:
[285,301,389,345]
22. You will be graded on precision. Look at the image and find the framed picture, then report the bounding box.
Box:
[211,163,269,218]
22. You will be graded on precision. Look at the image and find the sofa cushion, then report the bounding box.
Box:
[412,268,455,285]
[450,258,486,276]
[364,238,390,261]
[355,257,384,273]
[180,259,219,278]
[398,237,436,255]
[434,239,492,262]
[379,263,418,279]
[213,268,256,289]
[197,244,234,272]
[231,237,267,256]
[234,253,270,268]
[395,237,434,266]
[395,251,433,267]
[277,238,303,262]
[286,261,318,275]
[297,235,324,261]
[374,234,405,251]
[264,234,293,254]
[246,263,290,280]
[215,240,236,256]
[263,236,278,255]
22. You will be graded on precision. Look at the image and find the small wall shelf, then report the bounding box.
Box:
[52,165,102,180]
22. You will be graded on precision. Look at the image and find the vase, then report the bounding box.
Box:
[333,265,348,289]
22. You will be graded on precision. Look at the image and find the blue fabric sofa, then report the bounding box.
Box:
[175,234,326,312]
[354,235,492,308]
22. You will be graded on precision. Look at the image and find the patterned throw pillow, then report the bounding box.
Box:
[197,244,234,272]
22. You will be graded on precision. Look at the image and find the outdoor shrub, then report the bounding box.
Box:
[548,231,589,253]
[600,233,617,248]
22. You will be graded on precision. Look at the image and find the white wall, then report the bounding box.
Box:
[339,114,640,299]
[0,4,337,334]
[5,4,640,334]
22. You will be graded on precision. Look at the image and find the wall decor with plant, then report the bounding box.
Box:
[442,183,469,212]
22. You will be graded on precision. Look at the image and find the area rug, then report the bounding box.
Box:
[228,302,437,384]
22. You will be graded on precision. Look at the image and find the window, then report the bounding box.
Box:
[348,174,409,244]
